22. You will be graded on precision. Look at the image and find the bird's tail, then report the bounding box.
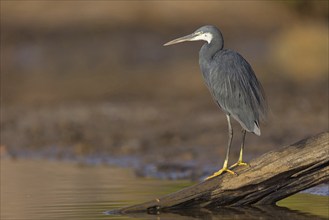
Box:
[253,121,261,136]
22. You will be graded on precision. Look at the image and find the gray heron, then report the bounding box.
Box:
[164,25,267,179]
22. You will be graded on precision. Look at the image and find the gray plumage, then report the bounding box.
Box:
[164,25,268,178]
[198,25,267,135]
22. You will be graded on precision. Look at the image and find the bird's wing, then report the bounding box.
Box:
[209,50,267,134]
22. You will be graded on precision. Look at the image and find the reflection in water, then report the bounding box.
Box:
[1,159,328,220]
[118,206,325,220]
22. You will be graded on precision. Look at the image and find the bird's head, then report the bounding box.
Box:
[164,25,221,46]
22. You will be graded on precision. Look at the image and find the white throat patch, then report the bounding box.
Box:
[191,32,213,44]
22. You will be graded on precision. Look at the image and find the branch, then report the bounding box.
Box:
[112,132,329,214]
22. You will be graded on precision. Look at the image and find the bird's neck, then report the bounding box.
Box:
[199,38,223,62]
[198,39,223,86]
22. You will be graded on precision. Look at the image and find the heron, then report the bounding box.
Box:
[164,25,267,179]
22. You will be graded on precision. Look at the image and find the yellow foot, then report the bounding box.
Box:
[205,167,237,180]
[229,161,250,169]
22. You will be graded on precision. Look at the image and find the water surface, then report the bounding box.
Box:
[1,159,328,219]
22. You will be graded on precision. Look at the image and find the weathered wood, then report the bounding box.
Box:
[114,132,329,214]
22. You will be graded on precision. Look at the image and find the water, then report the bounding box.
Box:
[1,159,328,220]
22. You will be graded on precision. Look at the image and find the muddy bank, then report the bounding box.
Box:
[2,77,327,179]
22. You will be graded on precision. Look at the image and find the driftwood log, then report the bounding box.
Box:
[113,132,329,215]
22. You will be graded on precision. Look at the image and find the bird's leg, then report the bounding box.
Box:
[205,115,237,180]
[230,129,249,168]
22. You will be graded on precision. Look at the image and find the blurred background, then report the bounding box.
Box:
[1,1,328,178]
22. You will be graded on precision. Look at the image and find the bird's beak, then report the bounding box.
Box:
[163,33,196,46]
